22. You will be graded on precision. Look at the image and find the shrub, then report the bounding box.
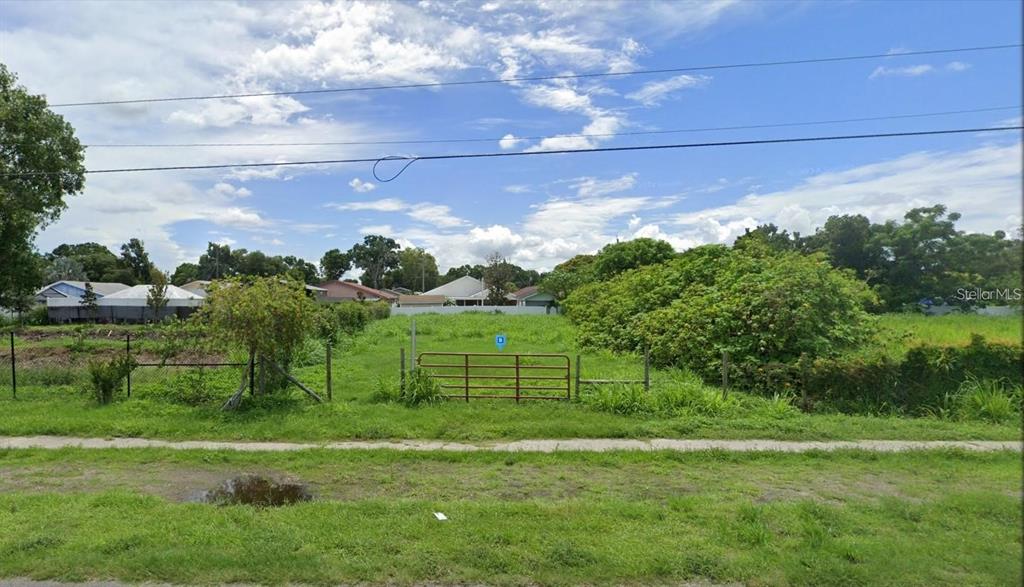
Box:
[151,367,222,406]
[85,355,135,405]
[332,302,369,335]
[564,244,877,379]
[291,336,326,367]
[954,377,1021,424]
[365,301,391,321]
[399,369,444,407]
[733,335,1023,416]
[371,376,400,403]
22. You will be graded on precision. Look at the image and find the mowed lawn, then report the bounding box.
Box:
[0,313,1020,441]
[0,448,1019,586]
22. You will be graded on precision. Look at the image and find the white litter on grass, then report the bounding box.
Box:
[434,512,448,521]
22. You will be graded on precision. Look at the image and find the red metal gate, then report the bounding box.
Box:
[416,352,570,401]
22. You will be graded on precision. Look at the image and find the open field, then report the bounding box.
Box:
[852,313,1021,359]
[0,313,1020,441]
[0,447,1020,586]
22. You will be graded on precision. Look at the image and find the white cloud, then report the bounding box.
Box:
[668,143,1023,244]
[946,60,970,72]
[499,133,523,150]
[868,64,934,79]
[571,173,638,197]
[504,184,531,193]
[349,178,377,193]
[626,74,710,106]
[209,182,252,198]
[328,198,466,228]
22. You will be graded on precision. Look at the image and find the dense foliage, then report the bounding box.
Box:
[735,205,1022,311]
[0,64,85,310]
[563,244,877,376]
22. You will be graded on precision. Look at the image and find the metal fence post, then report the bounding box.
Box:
[721,351,730,398]
[400,347,406,393]
[463,353,469,402]
[125,333,131,398]
[410,318,417,371]
[326,341,332,402]
[574,354,581,400]
[249,356,256,396]
[643,348,650,392]
[514,354,521,403]
[9,331,15,400]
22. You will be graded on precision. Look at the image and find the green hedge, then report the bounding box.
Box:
[732,335,1022,414]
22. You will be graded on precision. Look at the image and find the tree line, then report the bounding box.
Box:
[540,205,1022,311]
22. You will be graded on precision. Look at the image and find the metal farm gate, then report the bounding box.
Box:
[416,352,571,401]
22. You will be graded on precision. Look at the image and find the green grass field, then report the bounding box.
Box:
[0,312,1020,441]
[0,447,1020,586]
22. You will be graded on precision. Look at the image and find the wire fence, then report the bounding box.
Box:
[0,329,329,403]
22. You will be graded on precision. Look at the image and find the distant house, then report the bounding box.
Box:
[47,284,204,323]
[319,280,398,303]
[396,294,448,308]
[512,286,556,308]
[34,281,128,304]
[421,275,515,306]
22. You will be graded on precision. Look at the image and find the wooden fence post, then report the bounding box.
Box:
[574,354,581,400]
[9,331,15,400]
[326,340,332,402]
[721,351,730,398]
[125,333,131,398]
[643,348,650,392]
[410,318,417,371]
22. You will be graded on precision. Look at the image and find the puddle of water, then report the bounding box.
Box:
[195,475,313,507]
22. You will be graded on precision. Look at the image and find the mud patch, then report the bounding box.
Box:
[193,474,313,506]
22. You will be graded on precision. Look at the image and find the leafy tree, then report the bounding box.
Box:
[197,242,236,279]
[439,264,485,285]
[320,248,351,281]
[44,256,87,282]
[146,270,170,320]
[388,247,439,291]
[734,224,805,254]
[539,254,598,300]
[593,237,677,280]
[349,235,400,289]
[803,215,882,279]
[0,64,85,309]
[281,255,319,284]
[170,262,200,286]
[119,238,153,284]
[80,282,99,319]
[197,276,317,401]
[234,249,287,277]
[482,252,518,305]
[50,243,119,281]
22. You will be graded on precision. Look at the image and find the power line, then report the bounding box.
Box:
[70,105,1023,148]
[49,43,1022,108]
[7,125,1018,177]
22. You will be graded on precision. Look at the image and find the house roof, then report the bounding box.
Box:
[101,284,204,300]
[398,295,448,305]
[423,275,486,298]
[319,280,397,300]
[512,285,540,299]
[36,281,129,297]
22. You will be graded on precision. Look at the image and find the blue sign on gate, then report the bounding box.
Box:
[495,334,507,351]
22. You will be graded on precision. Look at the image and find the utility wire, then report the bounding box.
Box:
[49,43,1022,108]
[6,126,1019,177]
[69,105,1023,148]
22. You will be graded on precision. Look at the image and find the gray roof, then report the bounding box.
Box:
[102,284,204,300]
[423,275,486,298]
[36,281,129,297]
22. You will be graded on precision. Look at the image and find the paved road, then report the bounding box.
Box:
[0,435,1018,452]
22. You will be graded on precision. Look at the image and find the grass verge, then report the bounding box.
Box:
[0,448,1019,586]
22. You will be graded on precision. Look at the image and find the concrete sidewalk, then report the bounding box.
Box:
[0,435,1018,453]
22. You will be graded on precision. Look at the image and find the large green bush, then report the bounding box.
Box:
[563,244,877,377]
[731,335,1023,416]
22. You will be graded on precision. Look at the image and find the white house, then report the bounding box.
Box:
[47,284,204,323]
[421,275,515,306]
[34,280,129,304]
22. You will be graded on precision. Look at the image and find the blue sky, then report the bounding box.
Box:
[2,0,1021,273]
